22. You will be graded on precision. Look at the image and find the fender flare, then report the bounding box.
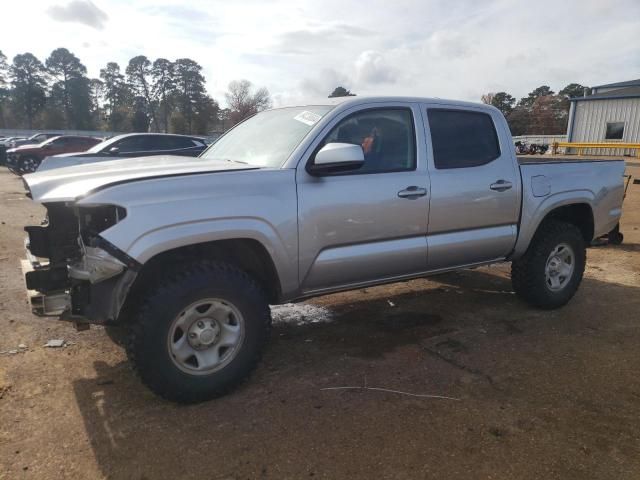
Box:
[512,190,595,258]
[103,217,298,296]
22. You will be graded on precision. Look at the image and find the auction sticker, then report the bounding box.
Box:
[294,111,322,126]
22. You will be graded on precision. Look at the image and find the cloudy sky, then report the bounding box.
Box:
[2,0,639,106]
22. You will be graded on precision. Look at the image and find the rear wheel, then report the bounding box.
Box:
[125,261,271,403]
[511,220,586,309]
[607,223,624,245]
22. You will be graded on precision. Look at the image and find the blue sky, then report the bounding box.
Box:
[3,0,639,106]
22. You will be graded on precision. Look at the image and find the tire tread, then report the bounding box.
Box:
[124,260,271,403]
[511,220,586,309]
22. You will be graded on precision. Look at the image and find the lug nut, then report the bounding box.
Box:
[197,321,204,328]
[189,332,197,338]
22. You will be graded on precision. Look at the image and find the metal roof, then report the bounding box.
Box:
[570,86,640,102]
[592,79,640,89]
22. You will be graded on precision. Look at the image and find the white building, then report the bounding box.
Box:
[567,79,640,155]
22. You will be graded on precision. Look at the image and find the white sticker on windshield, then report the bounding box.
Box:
[294,111,322,126]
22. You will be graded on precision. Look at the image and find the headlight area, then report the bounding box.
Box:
[69,246,126,284]
[70,204,136,289]
[77,205,127,244]
[25,203,138,322]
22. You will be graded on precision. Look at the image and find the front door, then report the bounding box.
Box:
[297,104,430,293]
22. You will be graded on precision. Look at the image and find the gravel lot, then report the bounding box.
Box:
[1,164,639,479]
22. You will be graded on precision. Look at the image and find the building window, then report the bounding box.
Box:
[605,122,625,140]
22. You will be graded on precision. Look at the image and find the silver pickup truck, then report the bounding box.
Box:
[21,97,625,403]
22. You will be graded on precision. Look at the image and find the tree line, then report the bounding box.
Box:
[481,84,589,136]
[0,48,272,135]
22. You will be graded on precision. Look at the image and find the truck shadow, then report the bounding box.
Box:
[607,242,640,253]
[72,268,640,479]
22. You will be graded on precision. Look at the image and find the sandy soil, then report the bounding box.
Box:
[1,165,639,480]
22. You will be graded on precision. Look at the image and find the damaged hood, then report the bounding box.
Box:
[23,155,258,203]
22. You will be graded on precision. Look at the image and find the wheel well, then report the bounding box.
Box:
[125,239,282,305]
[541,203,594,242]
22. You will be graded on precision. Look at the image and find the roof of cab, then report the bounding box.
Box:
[275,95,497,114]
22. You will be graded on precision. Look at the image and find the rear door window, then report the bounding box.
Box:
[427,109,500,169]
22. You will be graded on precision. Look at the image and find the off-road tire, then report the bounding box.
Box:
[104,324,129,347]
[125,261,271,403]
[511,220,586,309]
[607,224,624,245]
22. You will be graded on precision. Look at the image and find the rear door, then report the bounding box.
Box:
[296,103,430,293]
[424,104,520,270]
[62,137,92,154]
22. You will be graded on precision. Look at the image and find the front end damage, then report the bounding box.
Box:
[23,202,138,327]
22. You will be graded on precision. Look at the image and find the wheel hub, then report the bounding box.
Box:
[548,257,561,275]
[187,319,221,349]
[544,243,575,291]
[167,298,245,375]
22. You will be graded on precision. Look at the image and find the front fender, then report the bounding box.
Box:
[103,217,298,296]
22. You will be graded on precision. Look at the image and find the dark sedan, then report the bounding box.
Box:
[38,133,208,172]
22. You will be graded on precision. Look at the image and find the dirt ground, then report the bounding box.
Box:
[1,164,640,480]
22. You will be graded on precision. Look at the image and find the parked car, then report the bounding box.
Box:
[21,97,625,403]
[1,136,27,146]
[37,133,208,171]
[6,135,101,173]
[9,132,61,149]
[0,137,26,166]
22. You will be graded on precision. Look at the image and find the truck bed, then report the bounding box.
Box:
[517,154,630,165]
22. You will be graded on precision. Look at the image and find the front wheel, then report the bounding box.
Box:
[511,220,586,309]
[19,156,40,174]
[125,261,271,403]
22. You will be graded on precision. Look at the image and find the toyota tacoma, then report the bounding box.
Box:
[21,97,625,403]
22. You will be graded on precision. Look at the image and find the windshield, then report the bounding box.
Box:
[200,106,333,167]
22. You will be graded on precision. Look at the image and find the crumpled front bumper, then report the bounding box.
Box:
[23,235,134,324]
[22,243,71,317]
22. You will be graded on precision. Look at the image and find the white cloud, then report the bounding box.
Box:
[47,0,108,29]
[2,0,640,107]
[426,31,471,58]
[354,50,396,85]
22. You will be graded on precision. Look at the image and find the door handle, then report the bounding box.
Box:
[398,186,427,199]
[490,180,513,192]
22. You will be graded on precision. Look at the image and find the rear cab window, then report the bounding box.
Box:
[427,109,500,169]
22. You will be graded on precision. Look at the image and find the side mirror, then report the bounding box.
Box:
[307,143,365,176]
[108,146,120,155]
